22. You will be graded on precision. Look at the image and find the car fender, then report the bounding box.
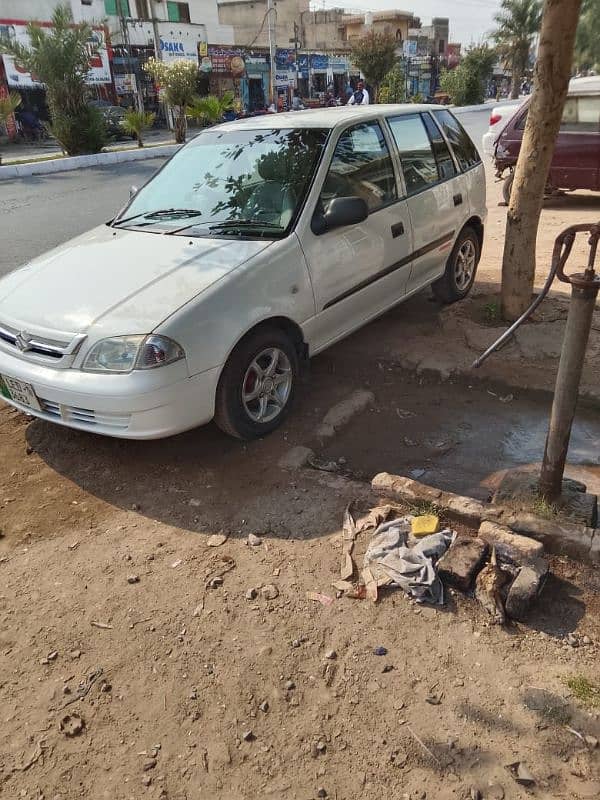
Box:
[156,233,316,377]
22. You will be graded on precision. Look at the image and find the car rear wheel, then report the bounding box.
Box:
[214,327,299,440]
[432,226,480,304]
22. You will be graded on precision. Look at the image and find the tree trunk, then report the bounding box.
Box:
[510,56,521,99]
[500,0,582,321]
[137,133,144,148]
[174,109,187,144]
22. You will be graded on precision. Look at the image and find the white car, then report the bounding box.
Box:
[0,105,486,440]
[481,100,524,157]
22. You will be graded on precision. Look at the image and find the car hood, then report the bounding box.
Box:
[0,225,271,337]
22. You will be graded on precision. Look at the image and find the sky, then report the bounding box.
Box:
[315,0,502,46]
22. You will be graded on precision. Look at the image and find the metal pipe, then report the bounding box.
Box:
[539,280,599,498]
[471,224,595,369]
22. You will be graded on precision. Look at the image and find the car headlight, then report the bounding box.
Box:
[82,335,185,373]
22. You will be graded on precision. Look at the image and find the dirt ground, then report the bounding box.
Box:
[1,172,600,800]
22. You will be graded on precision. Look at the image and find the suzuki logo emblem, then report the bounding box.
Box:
[14,332,32,352]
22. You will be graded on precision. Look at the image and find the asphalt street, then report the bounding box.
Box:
[0,110,490,278]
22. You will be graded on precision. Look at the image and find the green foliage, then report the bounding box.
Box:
[440,45,497,106]
[378,64,406,104]
[565,675,600,708]
[144,58,198,143]
[122,109,155,147]
[0,90,21,128]
[493,0,542,97]
[186,92,234,125]
[0,4,106,154]
[52,104,106,155]
[350,32,398,99]
[575,0,600,71]
[409,92,425,104]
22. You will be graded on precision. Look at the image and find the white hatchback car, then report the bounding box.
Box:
[0,105,486,440]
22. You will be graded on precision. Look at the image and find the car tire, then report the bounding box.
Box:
[502,172,514,205]
[432,226,480,304]
[214,327,299,440]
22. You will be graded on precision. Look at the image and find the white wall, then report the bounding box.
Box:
[0,1,56,20]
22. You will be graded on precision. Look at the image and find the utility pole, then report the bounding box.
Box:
[117,0,144,110]
[267,0,276,108]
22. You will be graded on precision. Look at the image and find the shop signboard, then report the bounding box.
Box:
[207,47,249,76]
[310,54,329,73]
[403,40,418,56]
[157,22,205,65]
[274,71,295,87]
[0,22,111,87]
[276,49,296,70]
[297,54,309,79]
[329,56,348,74]
[115,73,137,95]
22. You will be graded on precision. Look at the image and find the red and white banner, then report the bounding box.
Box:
[0,21,111,87]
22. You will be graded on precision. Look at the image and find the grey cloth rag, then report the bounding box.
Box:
[364,518,454,604]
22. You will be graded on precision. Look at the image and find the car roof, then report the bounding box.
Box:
[216,104,444,132]
[568,75,600,95]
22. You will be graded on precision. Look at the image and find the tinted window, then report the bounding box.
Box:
[388,114,439,195]
[320,122,397,212]
[422,112,457,180]
[434,109,481,170]
[560,95,600,132]
[516,109,528,130]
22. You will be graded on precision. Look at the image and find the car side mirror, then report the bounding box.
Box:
[312,196,369,234]
[129,185,138,198]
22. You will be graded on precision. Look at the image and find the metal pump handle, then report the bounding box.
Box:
[472,221,600,369]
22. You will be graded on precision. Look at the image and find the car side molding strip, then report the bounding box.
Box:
[322,230,455,310]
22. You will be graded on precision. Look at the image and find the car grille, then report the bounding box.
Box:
[39,398,131,430]
[0,322,86,367]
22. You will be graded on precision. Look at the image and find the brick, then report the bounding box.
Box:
[437,536,489,592]
[442,492,485,524]
[505,560,548,621]
[371,473,442,503]
[478,520,544,566]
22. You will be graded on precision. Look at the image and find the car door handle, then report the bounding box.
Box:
[453,193,463,206]
[391,221,405,238]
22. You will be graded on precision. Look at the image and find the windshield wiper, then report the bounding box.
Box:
[112,208,203,227]
[208,219,284,231]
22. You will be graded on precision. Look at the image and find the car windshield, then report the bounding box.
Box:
[116,126,329,237]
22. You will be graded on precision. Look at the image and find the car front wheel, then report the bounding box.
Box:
[214,327,299,440]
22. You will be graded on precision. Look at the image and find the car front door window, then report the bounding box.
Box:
[319,121,397,214]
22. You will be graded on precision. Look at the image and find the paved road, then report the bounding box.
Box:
[0,159,162,276]
[0,111,490,277]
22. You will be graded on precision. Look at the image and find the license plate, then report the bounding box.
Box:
[0,374,42,411]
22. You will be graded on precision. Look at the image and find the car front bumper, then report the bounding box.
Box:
[0,348,221,439]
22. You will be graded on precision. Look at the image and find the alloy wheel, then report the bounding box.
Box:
[242,347,293,424]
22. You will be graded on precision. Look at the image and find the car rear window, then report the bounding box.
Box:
[560,95,600,132]
[433,109,481,171]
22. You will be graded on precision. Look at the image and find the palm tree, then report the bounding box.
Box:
[186,92,235,127]
[122,110,155,148]
[493,0,542,99]
[0,91,21,165]
[574,0,600,72]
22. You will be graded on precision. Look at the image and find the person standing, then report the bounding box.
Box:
[347,80,369,105]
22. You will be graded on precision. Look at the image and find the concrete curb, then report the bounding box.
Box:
[372,471,600,564]
[0,143,179,181]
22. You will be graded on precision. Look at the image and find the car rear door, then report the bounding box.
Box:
[386,111,463,293]
[298,119,413,352]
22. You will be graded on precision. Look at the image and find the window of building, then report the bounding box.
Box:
[433,109,481,171]
[81,1,93,7]
[167,2,191,22]
[105,0,130,15]
[388,114,439,195]
[320,122,397,212]
[134,0,150,19]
